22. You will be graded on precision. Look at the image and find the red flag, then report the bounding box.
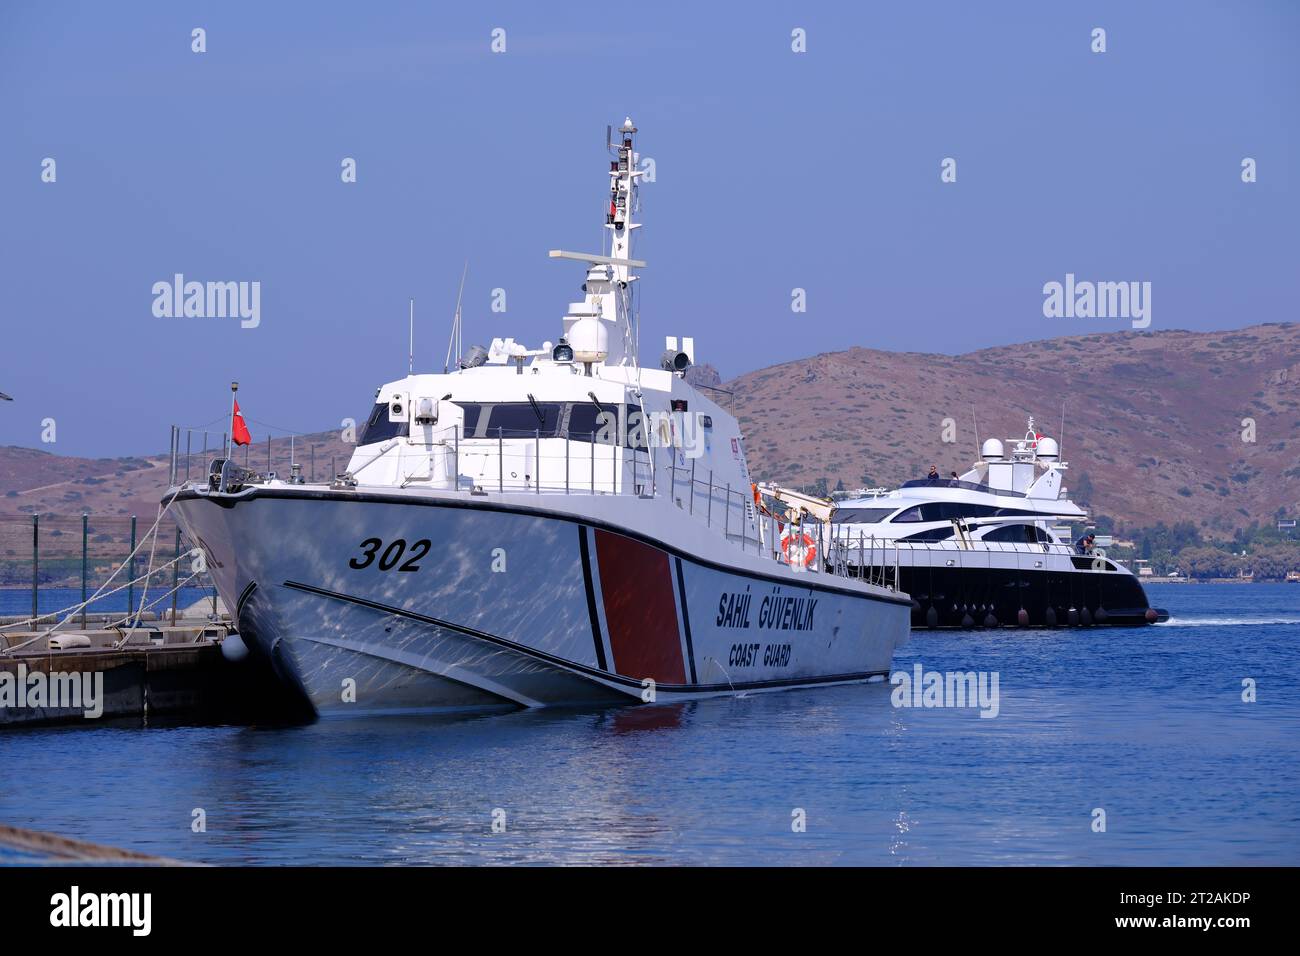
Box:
[231,399,252,446]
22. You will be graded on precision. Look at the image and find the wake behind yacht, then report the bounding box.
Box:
[166,119,911,717]
[826,420,1168,628]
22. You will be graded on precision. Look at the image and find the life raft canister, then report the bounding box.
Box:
[781,528,817,568]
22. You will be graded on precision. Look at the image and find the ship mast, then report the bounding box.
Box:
[606,117,640,291]
[550,118,644,371]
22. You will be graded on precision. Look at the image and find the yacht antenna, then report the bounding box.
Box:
[443,260,469,372]
[409,298,415,375]
[970,406,980,461]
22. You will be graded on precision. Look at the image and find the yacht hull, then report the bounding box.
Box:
[172,487,911,716]
[851,552,1165,628]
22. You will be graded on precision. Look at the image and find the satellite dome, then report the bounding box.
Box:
[981,438,1005,461]
[1036,436,1060,460]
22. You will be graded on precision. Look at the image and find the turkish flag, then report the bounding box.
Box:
[231,399,252,446]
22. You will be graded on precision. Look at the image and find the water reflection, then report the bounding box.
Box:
[3,587,1298,865]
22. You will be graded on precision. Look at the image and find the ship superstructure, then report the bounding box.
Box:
[166,120,912,715]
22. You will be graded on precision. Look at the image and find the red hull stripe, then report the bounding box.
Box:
[594,529,687,685]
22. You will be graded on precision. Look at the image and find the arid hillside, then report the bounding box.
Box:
[1,323,1297,545]
[714,322,1300,538]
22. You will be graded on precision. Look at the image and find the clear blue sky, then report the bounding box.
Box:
[2,1,1297,457]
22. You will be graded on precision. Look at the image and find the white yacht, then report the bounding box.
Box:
[166,119,910,717]
[827,420,1168,628]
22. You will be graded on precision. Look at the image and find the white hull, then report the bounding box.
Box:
[173,485,910,716]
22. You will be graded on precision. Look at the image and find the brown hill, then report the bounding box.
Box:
[716,322,1300,538]
[0,432,356,579]
[0,323,1296,544]
[0,433,354,521]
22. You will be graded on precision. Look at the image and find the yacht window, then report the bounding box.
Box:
[358,402,409,444]
[934,502,991,521]
[981,524,1040,544]
[833,507,895,524]
[901,527,955,541]
[891,502,1041,523]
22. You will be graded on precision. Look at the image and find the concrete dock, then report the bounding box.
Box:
[1,621,308,727]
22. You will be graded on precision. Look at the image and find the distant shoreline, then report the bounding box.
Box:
[1141,578,1292,585]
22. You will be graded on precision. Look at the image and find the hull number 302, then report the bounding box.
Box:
[348,537,431,572]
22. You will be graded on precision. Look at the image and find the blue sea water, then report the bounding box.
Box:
[1,583,1297,865]
[0,586,216,617]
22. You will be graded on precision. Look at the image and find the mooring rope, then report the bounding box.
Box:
[0,556,203,655]
[0,555,187,634]
[0,490,201,654]
[127,496,170,631]
[1,561,208,655]
[109,569,207,648]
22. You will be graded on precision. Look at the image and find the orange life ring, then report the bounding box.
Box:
[781,528,817,568]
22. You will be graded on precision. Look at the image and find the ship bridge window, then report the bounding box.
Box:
[625,407,653,450]
[453,401,649,448]
[567,404,621,444]
[358,402,409,444]
[831,507,894,524]
[568,404,649,449]
[456,402,564,438]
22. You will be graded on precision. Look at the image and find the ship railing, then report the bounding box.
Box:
[826,531,1123,571]
[653,462,869,582]
[166,423,867,582]
[455,429,856,578]
[822,533,901,590]
[166,423,346,487]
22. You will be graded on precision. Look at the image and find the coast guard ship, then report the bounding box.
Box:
[167,120,911,716]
